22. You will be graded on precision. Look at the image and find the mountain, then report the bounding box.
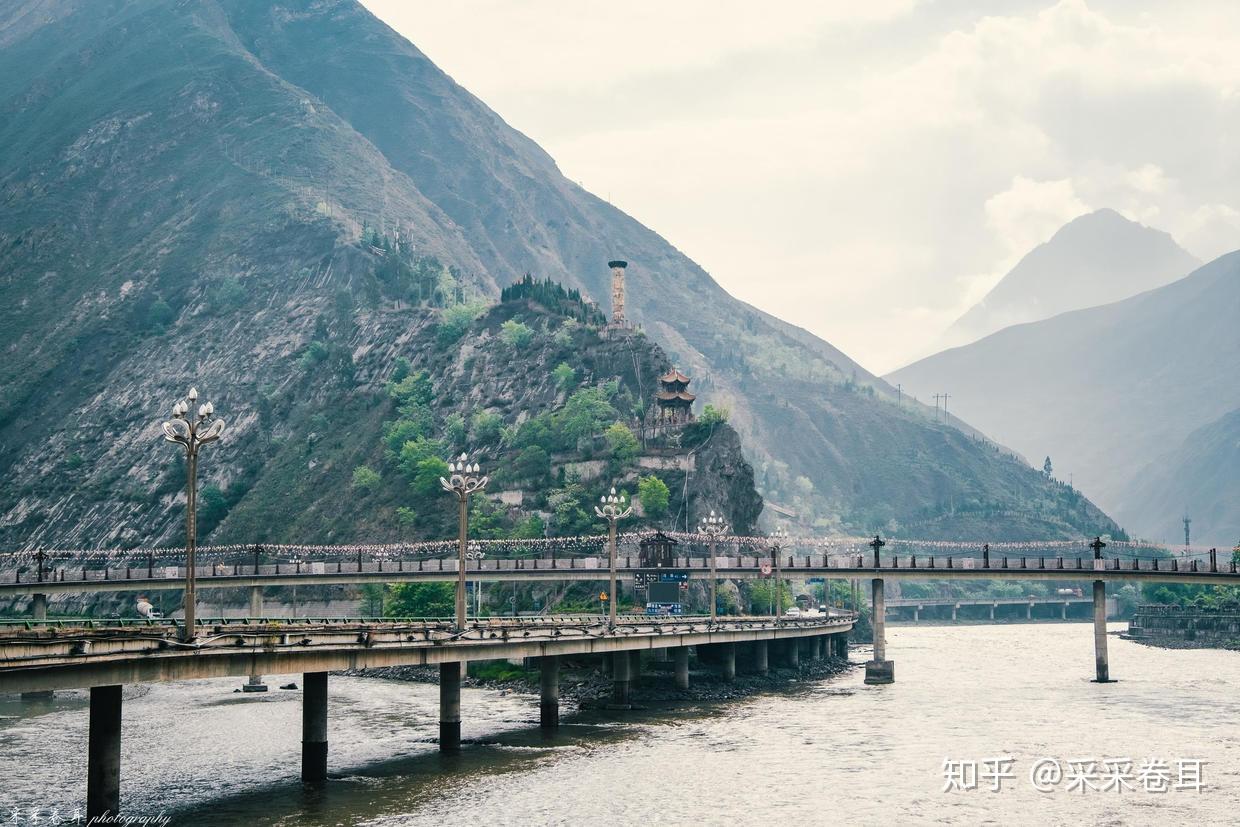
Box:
[0,0,1117,548]
[942,209,1198,348]
[889,252,1240,544]
[1123,408,1240,547]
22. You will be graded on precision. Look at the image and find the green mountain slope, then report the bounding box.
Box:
[0,0,1117,547]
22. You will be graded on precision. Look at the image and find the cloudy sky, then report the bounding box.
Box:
[362,0,1240,373]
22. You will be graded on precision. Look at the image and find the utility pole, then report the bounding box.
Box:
[1183,515,1192,552]
[941,392,950,424]
[932,393,941,422]
[896,383,902,406]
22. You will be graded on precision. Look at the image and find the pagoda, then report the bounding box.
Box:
[654,369,696,425]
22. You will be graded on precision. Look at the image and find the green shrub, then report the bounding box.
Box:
[638,475,670,519]
[604,422,640,465]
[437,302,486,346]
[500,319,535,348]
[387,583,454,617]
[299,340,330,369]
[552,362,576,389]
[410,456,450,497]
[470,410,503,444]
[351,465,380,493]
[513,445,551,481]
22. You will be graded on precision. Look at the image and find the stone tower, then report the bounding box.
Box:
[608,259,627,326]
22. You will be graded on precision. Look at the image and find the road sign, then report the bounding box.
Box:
[599,592,609,602]
[760,561,772,576]
[659,571,688,582]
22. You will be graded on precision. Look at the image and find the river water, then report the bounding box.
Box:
[2,623,1237,826]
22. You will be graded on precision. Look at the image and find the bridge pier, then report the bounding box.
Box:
[440,662,462,750]
[1092,580,1114,683]
[87,685,122,821]
[302,672,328,784]
[1026,603,1033,620]
[629,650,642,687]
[989,603,995,621]
[833,633,848,659]
[539,656,559,728]
[864,578,894,685]
[242,587,268,692]
[913,607,919,622]
[30,592,47,622]
[751,640,769,674]
[1062,602,1068,620]
[21,593,53,700]
[611,651,632,707]
[717,643,735,681]
[952,604,958,621]
[673,646,690,689]
[785,639,800,668]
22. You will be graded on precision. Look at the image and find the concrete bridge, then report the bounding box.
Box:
[5,549,1236,599]
[0,611,852,819]
[5,544,1232,819]
[885,595,1095,621]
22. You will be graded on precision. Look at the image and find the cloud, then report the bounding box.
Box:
[365,0,1240,373]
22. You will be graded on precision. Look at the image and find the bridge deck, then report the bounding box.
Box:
[0,614,854,694]
[2,555,1236,596]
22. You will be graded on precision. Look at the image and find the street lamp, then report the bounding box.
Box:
[161,387,225,641]
[467,541,485,617]
[440,453,488,630]
[595,487,632,629]
[769,526,789,624]
[699,510,729,623]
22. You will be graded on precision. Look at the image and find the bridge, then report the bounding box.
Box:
[4,537,1234,820]
[0,611,851,819]
[884,595,1094,621]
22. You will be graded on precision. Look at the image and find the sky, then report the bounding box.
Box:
[361,0,1240,373]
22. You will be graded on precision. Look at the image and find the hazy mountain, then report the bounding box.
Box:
[1124,409,1240,547]
[889,252,1240,544]
[942,209,1198,349]
[0,0,1117,547]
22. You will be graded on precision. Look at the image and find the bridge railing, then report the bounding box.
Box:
[7,552,1238,586]
[0,611,857,634]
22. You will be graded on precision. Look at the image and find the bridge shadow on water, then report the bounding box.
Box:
[168,696,724,825]
[167,668,849,826]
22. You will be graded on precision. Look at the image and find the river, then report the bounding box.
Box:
[2,623,1237,826]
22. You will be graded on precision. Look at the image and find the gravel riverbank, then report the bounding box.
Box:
[336,654,856,707]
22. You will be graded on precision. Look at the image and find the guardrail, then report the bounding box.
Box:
[6,551,1238,586]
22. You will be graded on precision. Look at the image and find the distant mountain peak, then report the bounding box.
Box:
[940,208,1199,349]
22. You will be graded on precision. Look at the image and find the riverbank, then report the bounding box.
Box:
[1121,633,1240,652]
[336,655,855,707]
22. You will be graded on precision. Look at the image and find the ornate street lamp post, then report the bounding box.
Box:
[467,541,485,617]
[770,526,789,624]
[161,387,225,641]
[699,510,729,623]
[595,487,632,629]
[440,453,488,630]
